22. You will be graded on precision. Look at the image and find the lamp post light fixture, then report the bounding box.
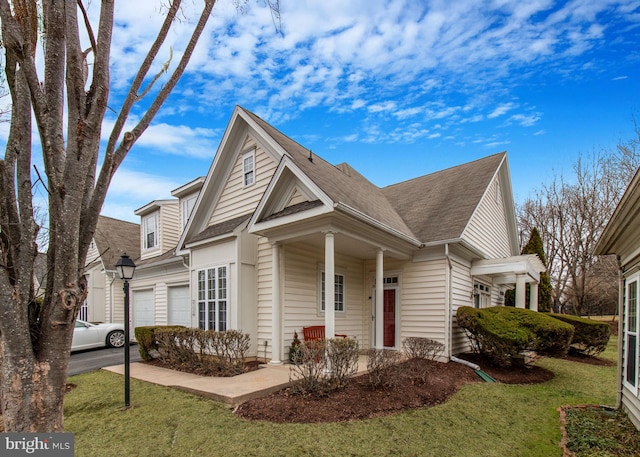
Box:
[116,253,136,409]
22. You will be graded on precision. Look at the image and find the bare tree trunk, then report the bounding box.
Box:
[0,0,226,432]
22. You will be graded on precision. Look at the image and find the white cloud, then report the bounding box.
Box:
[488,103,518,119]
[108,168,182,203]
[507,113,541,127]
[135,123,220,159]
[368,101,397,113]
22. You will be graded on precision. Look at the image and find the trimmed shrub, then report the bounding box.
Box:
[366,348,403,389]
[326,337,359,389]
[547,313,611,356]
[134,325,185,361]
[288,337,359,396]
[402,337,444,360]
[456,306,574,367]
[154,328,251,376]
[289,339,329,396]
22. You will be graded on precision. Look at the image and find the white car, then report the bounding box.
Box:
[72,319,126,351]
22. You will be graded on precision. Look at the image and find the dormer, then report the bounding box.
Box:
[134,199,179,261]
[171,177,205,234]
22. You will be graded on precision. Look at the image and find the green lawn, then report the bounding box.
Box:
[65,339,619,457]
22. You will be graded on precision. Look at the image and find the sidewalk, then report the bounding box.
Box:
[103,357,368,407]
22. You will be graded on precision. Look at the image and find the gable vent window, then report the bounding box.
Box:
[243,150,255,187]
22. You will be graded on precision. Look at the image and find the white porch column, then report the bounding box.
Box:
[529,282,539,312]
[375,248,384,349]
[270,242,282,365]
[515,274,527,309]
[324,232,335,339]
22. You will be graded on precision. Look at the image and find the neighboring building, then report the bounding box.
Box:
[129,177,205,329]
[595,166,640,430]
[84,215,140,323]
[169,105,544,363]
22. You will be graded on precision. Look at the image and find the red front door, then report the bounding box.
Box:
[383,289,396,348]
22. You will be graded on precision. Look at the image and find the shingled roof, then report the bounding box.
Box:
[186,213,251,245]
[91,216,140,270]
[243,109,417,240]
[382,153,505,244]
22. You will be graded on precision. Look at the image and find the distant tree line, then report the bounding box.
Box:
[517,124,640,316]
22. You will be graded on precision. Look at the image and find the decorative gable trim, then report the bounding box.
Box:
[248,155,334,233]
[176,106,288,254]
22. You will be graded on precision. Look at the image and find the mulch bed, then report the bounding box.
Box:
[234,356,555,423]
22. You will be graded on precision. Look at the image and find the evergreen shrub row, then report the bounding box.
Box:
[153,328,251,376]
[134,325,186,361]
[546,313,611,356]
[456,306,574,367]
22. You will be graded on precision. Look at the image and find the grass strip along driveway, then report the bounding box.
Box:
[65,341,619,457]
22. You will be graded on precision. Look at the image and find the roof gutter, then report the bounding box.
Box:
[334,202,422,247]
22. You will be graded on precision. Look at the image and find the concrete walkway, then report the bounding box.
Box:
[103,357,368,407]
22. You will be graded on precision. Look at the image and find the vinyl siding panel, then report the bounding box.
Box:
[450,259,474,355]
[160,203,180,252]
[86,240,101,266]
[256,236,273,358]
[622,388,640,429]
[210,138,278,225]
[463,177,512,258]
[400,259,447,344]
[110,279,126,324]
[85,265,106,322]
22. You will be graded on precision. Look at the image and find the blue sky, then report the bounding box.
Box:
[14,1,640,223]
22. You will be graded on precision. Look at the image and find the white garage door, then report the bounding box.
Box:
[133,289,155,329]
[168,286,191,327]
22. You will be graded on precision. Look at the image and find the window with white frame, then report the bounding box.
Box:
[181,195,197,229]
[242,150,255,187]
[624,276,638,391]
[142,213,158,250]
[197,266,228,331]
[473,282,491,308]
[320,271,345,312]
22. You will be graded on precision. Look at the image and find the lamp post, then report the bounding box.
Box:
[116,253,136,409]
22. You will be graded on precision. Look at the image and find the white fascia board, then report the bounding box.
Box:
[134,199,175,216]
[249,205,333,234]
[176,109,242,255]
[135,255,185,272]
[471,255,542,283]
[497,154,520,255]
[334,203,422,247]
[171,177,205,198]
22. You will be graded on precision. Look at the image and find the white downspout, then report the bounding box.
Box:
[616,255,624,409]
[108,273,117,323]
[445,244,453,359]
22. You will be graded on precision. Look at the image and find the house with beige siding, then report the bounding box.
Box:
[83,215,140,323]
[128,177,204,329]
[595,166,640,430]
[176,106,544,363]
